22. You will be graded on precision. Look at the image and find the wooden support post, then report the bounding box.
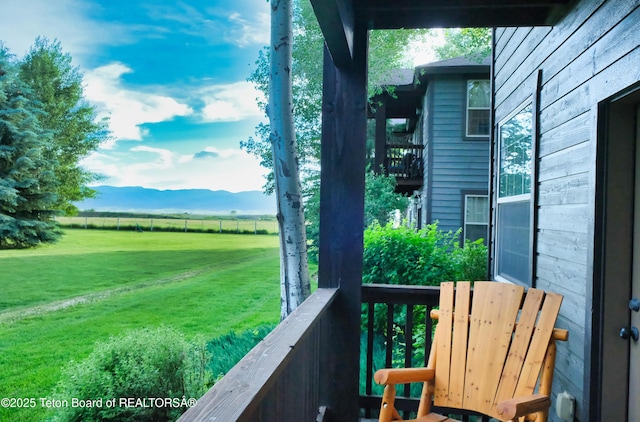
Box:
[374,100,387,174]
[317,21,368,421]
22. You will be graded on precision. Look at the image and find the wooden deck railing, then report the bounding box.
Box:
[385,144,424,180]
[180,284,491,421]
[178,288,338,422]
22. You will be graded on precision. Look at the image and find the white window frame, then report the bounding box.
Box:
[466,79,491,138]
[494,101,533,285]
[463,194,489,245]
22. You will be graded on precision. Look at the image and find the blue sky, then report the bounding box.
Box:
[0,0,271,192]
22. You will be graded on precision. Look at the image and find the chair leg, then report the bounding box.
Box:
[379,385,399,422]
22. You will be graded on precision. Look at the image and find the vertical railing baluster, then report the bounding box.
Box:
[365,302,375,418]
[385,303,394,369]
[404,304,414,398]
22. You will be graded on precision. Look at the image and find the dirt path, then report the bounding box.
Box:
[0,268,210,325]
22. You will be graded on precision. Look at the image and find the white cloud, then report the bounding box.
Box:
[200,81,264,122]
[83,63,193,147]
[227,11,270,47]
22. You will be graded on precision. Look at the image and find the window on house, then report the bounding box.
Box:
[466,80,490,137]
[464,194,489,245]
[496,103,533,285]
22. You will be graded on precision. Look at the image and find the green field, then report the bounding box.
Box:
[0,229,281,421]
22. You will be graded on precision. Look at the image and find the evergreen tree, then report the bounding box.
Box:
[18,37,108,215]
[0,47,61,248]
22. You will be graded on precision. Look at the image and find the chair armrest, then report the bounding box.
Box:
[374,367,435,386]
[496,394,551,420]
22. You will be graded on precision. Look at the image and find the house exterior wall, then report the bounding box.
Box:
[420,75,490,237]
[492,1,640,420]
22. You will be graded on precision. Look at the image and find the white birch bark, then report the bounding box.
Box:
[269,0,311,320]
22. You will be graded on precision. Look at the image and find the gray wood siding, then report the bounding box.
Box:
[428,77,490,235]
[492,1,640,420]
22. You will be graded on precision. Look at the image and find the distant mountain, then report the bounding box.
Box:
[75,186,276,215]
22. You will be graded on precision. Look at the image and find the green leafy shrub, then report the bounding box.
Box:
[363,221,488,286]
[207,325,275,380]
[51,327,210,422]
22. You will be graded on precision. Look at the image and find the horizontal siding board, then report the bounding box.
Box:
[494,0,608,111]
[538,1,639,96]
[537,204,590,234]
[493,28,517,63]
[538,173,590,206]
[536,254,587,297]
[538,142,591,183]
[537,230,588,265]
[538,112,591,157]
[494,27,533,73]
[541,5,640,108]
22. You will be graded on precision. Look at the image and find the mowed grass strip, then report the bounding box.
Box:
[0,229,278,312]
[0,229,280,422]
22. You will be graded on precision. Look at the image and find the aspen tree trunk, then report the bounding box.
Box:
[269,0,311,320]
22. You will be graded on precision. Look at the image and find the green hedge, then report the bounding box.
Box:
[363,221,488,286]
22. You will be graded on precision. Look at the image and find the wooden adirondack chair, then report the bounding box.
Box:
[374,281,568,422]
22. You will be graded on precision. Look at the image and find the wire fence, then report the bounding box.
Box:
[55,216,279,235]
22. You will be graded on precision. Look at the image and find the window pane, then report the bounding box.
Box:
[468,80,490,107]
[468,109,490,136]
[467,80,490,137]
[465,224,488,244]
[499,104,532,197]
[497,200,530,284]
[466,196,488,224]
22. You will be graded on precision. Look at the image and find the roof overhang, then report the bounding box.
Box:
[310,0,574,67]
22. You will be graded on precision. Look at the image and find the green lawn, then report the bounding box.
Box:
[0,229,281,421]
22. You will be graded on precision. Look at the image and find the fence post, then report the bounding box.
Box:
[84,217,88,229]
[219,220,222,233]
[254,221,257,235]
[184,220,188,232]
[117,217,120,230]
[150,218,154,231]
[236,221,239,234]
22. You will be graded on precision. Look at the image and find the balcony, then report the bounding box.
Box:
[385,143,424,195]
[179,284,492,422]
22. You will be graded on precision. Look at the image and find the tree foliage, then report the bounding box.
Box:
[0,46,61,249]
[18,37,109,215]
[433,28,492,62]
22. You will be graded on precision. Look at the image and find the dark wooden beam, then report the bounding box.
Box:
[374,100,386,175]
[363,7,564,29]
[309,0,354,68]
[360,0,571,8]
[352,0,573,28]
[318,20,368,420]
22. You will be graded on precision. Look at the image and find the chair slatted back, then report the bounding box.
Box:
[432,281,563,419]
